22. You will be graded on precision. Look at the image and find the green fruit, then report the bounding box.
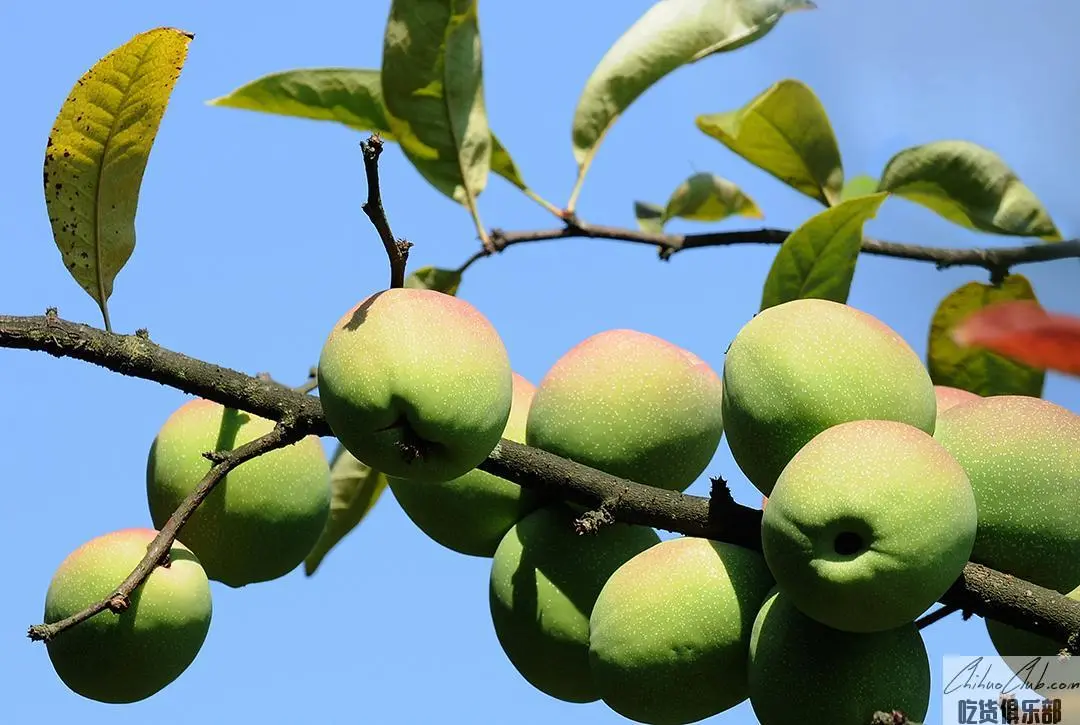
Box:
[146,399,331,587]
[986,583,1080,661]
[43,529,212,703]
[749,591,930,725]
[526,329,724,492]
[589,537,774,724]
[934,395,1080,593]
[489,503,660,703]
[388,373,544,557]
[318,288,513,482]
[722,298,936,496]
[934,384,980,415]
[762,419,977,633]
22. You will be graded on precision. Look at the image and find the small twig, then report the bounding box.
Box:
[456,221,1080,273]
[27,420,305,642]
[916,604,960,630]
[454,248,487,275]
[295,367,318,395]
[360,134,408,289]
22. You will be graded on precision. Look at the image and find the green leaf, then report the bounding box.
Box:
[879,140,1061,240]
[633,173,762,233]
[208,68,397,138]
[665,172,763,224]
[840,174,879,201]
[304,445,389,576]
[381,0,491,207]
[570,0,813,198]
[760,192,888,311]
[44,27,192,330]
[403,266,463,295]
[697,78,843,206]
[927,274,1046,397]
[208,67,527,192]
[490,135,527,191]
[634,201,666,234]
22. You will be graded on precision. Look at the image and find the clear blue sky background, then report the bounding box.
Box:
[2,1,1079,723]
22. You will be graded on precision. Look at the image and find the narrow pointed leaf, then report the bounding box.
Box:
[207,67,527,191]
[927,275,1046,397]
[304,445,389,576]
[489,136,527,190]
[840,174,879,201]
[879,140,1061,240]
[571,0,813,178]
[208,68,397,138]
[697,78,843,206]
[381,0,491,206]
[634,201,666,234]
[44,27,192,328]
[404,266,463,295]
[760,192,887,310]
[952,301,1080,377]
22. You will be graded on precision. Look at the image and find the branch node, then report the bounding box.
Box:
[574,488,628,535]
[488,228,508,253]
[574,501,616,535]
[203,449,229,464]
[107,594,130,613]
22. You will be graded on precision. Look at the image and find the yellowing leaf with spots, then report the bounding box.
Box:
[44,27,192,330]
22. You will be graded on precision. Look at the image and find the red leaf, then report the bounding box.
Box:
[952,300,1080,376]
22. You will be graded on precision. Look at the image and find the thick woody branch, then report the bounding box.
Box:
[360,135,410,289]
[480,440,1080,653]
[0,310,329,436]
[454,221,1080,274]
[5,312,1080,652]
[27,421,305,641]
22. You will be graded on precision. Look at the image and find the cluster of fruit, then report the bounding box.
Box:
[320,289,1080,724]
[40,287,1080,725]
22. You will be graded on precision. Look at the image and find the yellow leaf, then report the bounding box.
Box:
[44,27,192,330]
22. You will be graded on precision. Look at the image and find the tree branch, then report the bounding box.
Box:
[360,135,410,289]
[6,312,1080,652]
[0,310,329,436]
[27,420,305,642]
[458,221,1080,273]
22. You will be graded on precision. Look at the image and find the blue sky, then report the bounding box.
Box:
[2,1,1079,723]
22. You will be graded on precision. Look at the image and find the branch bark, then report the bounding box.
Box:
[27,420,304,641]
[7,312,1080,652]
[454,222,1080,275]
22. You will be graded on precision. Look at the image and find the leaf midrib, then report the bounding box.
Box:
[92,39,157,307]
